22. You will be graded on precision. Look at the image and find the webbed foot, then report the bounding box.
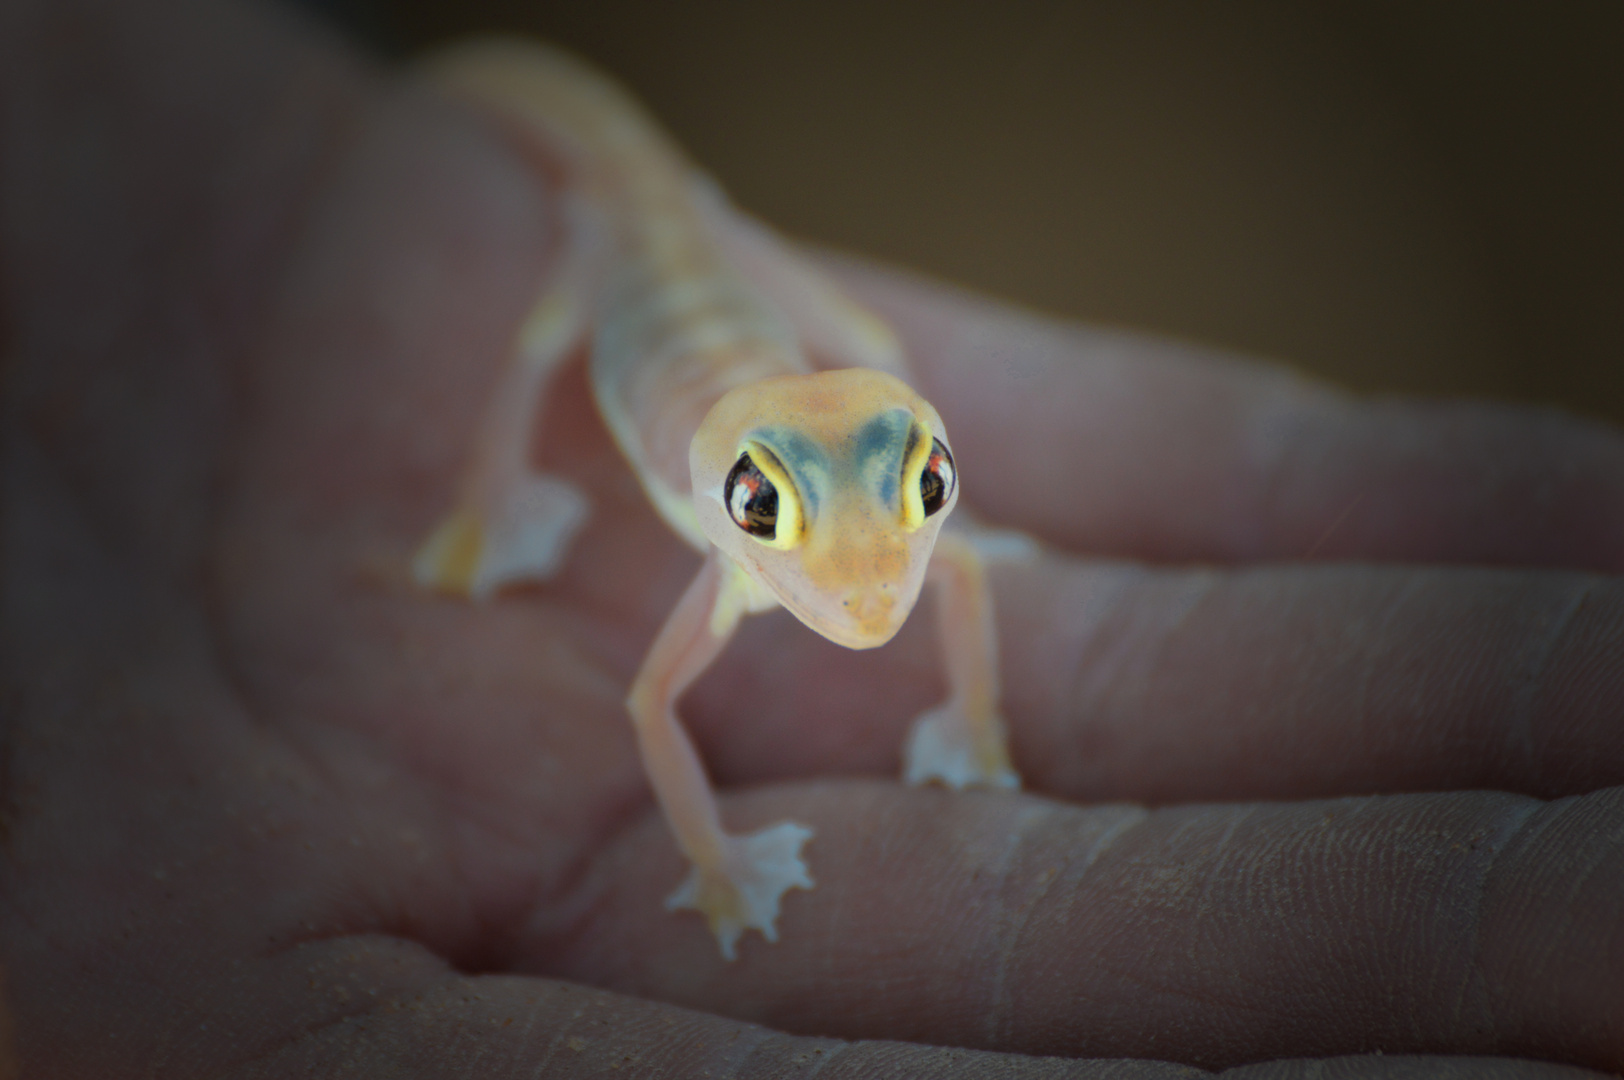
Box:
[904,702,1021,791]
[666,821,814,960]
[414,474,588,599]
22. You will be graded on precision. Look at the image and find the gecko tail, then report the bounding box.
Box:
[413,473,590,600]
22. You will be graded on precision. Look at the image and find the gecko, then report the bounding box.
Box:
[413,40,1023,960]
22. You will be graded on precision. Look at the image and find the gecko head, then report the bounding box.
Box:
[690,368,959,650]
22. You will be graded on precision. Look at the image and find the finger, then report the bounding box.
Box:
[993,557,1624,803]
[1221,1059,1609,1079]
[2,492,1158,1080]
[688,555,1624,803]
[535,782,1624,1075]
[830,256,1624,573]
[55,938,1193,1079]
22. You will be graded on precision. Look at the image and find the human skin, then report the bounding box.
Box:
[2,0,1623,1076]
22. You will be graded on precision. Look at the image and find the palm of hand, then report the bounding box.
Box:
[5,2,1624,1077]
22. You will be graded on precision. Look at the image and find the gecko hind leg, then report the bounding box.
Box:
[415,195,606,599]
[413,473,588,599]
[411,289,590,599]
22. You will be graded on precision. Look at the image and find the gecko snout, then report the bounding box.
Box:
[840,584,901,638]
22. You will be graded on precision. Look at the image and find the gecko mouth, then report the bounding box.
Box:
[840,586,899,639]
[772,581,909,651]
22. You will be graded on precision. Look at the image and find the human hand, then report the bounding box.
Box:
[3,0,1621,1076]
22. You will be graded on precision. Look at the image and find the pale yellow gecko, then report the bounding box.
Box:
[414,40,1021,960]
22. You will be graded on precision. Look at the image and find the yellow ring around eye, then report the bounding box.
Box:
[900,423,936,531]
[741,441,804,550]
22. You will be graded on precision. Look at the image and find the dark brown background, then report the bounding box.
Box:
[305,0,1624,423]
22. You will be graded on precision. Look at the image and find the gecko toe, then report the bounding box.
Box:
[666,821,814,960]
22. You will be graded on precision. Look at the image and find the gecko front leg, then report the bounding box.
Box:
[904,530,1021,790]
[626,550,814,960]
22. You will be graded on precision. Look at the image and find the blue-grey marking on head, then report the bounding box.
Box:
[851,409,916,514]
[748,426,829,520]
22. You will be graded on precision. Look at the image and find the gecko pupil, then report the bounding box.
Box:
[920,438,956,516]
[725,454,778,538]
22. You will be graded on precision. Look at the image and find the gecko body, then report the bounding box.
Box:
[415,41,1020,960]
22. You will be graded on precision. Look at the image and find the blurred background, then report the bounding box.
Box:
[295,0,1624,424]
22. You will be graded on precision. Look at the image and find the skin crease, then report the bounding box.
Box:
[2,0,1624,1078]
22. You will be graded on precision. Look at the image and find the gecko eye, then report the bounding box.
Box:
[919,438,956,516]
[723,444,804,549]
[725,453,780,539]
